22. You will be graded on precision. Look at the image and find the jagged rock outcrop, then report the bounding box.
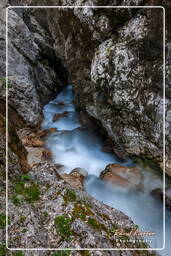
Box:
[0,0,69,126]
[26,0,170,175]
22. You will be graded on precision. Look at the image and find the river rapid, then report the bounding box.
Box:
[42,85,171,253]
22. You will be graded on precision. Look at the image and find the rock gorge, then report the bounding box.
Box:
[0,0,171,255]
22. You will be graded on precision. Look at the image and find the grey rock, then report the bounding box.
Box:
[36,0,171,175]
[0,0,69,126]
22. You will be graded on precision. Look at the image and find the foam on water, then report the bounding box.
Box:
[42,85,171,253]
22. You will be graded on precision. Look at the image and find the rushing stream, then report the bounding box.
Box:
[42,85,171,253]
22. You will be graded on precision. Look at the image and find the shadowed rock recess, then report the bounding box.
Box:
[0,0,170,255]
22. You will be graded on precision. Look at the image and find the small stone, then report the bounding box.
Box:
[53,111,68,122]
[71,167,88,177]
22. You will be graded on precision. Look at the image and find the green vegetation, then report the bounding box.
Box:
[21,228,27,233]
[14,251,25,256]
[11,195,22,206]
[132,155,162,174]
[51,251,70,256]
[43,211,49,217]
[72,204,94,221]
[0,244,6,256]
[87,217,105,231]
[54,215,72,240]
[63,188,76,203]
[13,176,40,203]
[21,174,31,181]
[24,183,40,202]
[0,213,6,228]
[0,77,12,88]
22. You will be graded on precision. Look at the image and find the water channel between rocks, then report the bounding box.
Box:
[42,85,171,253]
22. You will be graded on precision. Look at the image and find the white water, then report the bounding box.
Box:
[42,85,171,253]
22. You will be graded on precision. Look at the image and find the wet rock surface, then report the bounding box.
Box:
[100,164,143,189]
[151,187,171,211]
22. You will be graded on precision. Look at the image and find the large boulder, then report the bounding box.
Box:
[100,164,143,189]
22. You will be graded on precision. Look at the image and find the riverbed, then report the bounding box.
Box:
[42,85,171,253]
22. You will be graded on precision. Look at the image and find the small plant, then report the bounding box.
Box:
[24,183,40,202]
[21,228,27,233]
[0,213,6,229]
[64,188,76,202]
[14,251,25,256]
[87,217,104,231]
[80,251,91,256]
[14,181,25,194]
[0,77,12,88]
[21,174,31,181]
[12,195,21,206]
[43,211,49,217]
[14,179,40,203]
[0,244,6,256]
[54,215,72,240]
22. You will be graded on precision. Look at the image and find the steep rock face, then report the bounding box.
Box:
[0,0,69,126]
[33,0,171,173]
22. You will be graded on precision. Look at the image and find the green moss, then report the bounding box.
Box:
[132,155,162,173]
[87,217,105,231]
[14,251,25,256]
[72,204,94,221]
[24,184,40,202]
[63,188,77,205]
[14,181,25,194]
[0,213,6,229]
[21,174,31,181]
[80,251,91,256]
[21,228,27,233]
[54,215,72,240]
[14,179,40,203]
[0,244,6,256]
[43,211,49,217]
[51,251,70,256]
[11,195,22,207]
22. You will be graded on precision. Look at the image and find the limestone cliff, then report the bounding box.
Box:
[30,0,170,174]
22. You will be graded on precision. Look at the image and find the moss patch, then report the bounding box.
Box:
[0,213,6,229]
[13,176,40,203]
[87,217,105,231]
[0,244,6,256]
[72,203,94,221]
[54,215,73,240]
[63,188,76,203]
[14,251,25,256]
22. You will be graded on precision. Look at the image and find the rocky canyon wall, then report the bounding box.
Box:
[29,0,171,174]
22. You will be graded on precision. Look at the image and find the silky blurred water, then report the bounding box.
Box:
[42,85,171,253]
